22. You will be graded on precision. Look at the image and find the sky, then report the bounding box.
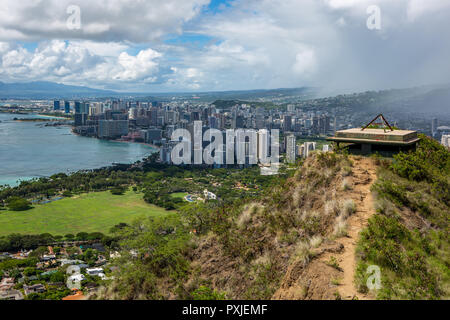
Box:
[0,0,449,93]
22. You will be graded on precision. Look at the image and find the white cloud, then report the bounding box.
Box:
[0,0,450,92]
[72,41,129,57]
[0,0,210,42]
[0,40,162,88]
[113,49,161,81]
[293,48,317,75]
[407,0,450,21]
[164,0,450,91]
[326,0,364,9]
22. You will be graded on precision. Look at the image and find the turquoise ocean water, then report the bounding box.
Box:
[0,113,156,187]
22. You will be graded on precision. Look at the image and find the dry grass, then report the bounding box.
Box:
[237,203,261,229]
[342,166,353,177]
[341,199,356,218]
[332,215,348,238]
[342,178,352,191]
[251,253,271,266]
[293,240,312,266]
[300,210,320,221]
[325,200,340,216]
[373,197,396,216]
[309,235,323,249]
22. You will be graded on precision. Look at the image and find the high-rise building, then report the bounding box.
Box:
[160,140,177,164]
[441,135,450,148]
[89,106,97,116]
[165,110,178,124]
[74,101,81,114]
[258,129,270,164]
[64,101,71,114]
[283,115,292,132]
[150,107,158,126]
[190,111,200,122]
[334,117,337,134]
[255,115,265,129]
[286,134,296,163]
[80,102,89,114]
[208,116,218,129]
[53,100,61,111]
[319,115,331,135]
[98,120,129,138]
[74,113,87,127]
[146,129,162,144]
[432,118,438,136]
[312,116,319,135]
[112,101,120,111]
[232,115,244,129]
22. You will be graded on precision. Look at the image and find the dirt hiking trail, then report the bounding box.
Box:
[327,156,377,299]
[273,156,378,300]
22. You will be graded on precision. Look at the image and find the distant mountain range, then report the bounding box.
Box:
[0,81,448,115]
[0,81,117,99]
[0,81,319,101]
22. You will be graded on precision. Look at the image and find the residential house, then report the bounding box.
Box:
[0,289,23,300]
[86,267,103,276]
[59,259,84,266]
[24,284,46,296]
[68,274,85,283]
[42,254,56,261]
[0,278,15,291]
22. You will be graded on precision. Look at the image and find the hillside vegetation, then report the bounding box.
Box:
[96,136,449,300]
[356,135,449,299]
[97,153,370,299]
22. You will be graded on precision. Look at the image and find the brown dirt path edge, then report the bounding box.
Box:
[332,157,377,300]
[273,156,377,300]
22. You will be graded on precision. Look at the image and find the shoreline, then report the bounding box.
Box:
[0,117,160,188]
[37,114,72,120]
[13,118,71,122]
[115,139,161,150]
[70,128,161,150]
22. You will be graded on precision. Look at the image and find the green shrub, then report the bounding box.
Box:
[110,187,126,195]
[62,190,73,197]
[390,134,450,204]
[356,215,443,299]
[192,286,226,300]
[6,196,32,211]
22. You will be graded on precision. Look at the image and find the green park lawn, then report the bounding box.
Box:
[0,191,174,236]
[170,192,188,199]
